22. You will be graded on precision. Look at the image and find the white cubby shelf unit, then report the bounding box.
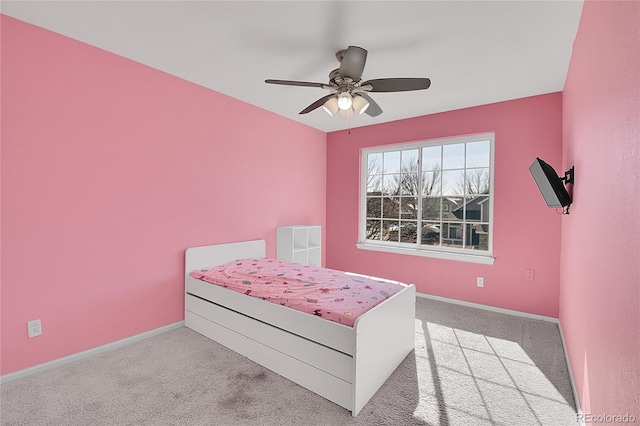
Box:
[276,225,322,267]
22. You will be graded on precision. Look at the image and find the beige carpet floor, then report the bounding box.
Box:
[1,297,577,425]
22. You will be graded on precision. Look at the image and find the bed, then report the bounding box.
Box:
[184,240,416,416]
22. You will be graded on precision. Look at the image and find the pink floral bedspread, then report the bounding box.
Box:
[189,258,405,327]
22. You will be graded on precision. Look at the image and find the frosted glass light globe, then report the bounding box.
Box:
[322,97,339,116]
[352,95,370,115]
[337,92,353,111]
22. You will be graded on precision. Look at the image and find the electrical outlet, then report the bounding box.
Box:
[477,277,484,287]
[27,319,42,338]
[525,269,535,281]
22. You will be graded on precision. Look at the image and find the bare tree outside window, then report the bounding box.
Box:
[457,168,490,195]
[366,155,382,193]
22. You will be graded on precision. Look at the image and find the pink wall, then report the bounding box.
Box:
[0,16,326,375]
[561,0,640,418]
[326,93,564,317]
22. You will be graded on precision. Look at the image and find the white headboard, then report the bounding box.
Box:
[185,240,266,275]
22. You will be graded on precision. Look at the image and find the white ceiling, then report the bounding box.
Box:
[1,1,584,133]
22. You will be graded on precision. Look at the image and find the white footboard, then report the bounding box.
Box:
[352,283,416,416]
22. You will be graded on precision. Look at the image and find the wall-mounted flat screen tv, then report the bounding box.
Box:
[529,158,572,208]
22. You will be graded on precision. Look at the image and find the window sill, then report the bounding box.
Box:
[355,242,495,265]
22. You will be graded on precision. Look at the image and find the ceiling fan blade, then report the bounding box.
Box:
[362,78,431,92]
[338,46,367,80]
[265,79,326,88]
[299,94,336,114]
[358,93,383,117]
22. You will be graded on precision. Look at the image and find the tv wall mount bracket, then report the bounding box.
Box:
[561,167,574,185]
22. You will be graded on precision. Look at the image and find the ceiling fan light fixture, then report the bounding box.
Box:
[339,108,354,119]
[265,46,431,120]
[322,97,339,116]
[337,92,353,111]
[352,95,370,115]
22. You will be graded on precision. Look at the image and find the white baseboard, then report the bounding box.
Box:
[1,321,184,384]
[416,292,559,323]
[558,321,584,425]
[417,292,583,423]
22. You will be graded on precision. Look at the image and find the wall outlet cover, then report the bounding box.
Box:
[525,269,535,281]
[27,319,42,338]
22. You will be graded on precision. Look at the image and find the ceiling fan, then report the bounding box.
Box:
[265,46,431,119]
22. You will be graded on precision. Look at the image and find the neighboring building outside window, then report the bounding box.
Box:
[358,133,495,264]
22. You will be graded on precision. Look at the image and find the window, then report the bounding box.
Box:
[358,133,494,264]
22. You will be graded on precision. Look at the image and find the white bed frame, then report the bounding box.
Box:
[184,240,415,416]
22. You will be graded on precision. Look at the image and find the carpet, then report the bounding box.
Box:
[0,297,577,425]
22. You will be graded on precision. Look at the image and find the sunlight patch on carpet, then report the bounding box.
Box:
[412,319,576,425]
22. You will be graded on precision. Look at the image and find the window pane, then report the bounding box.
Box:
[399,172,420,195]
[442,198,462,219]
[400,222,417,243]
[383,151,401,173]
[442,170,465,196]
[421,171,441,196]
[422,146,441,171]
[366,197,382,219]
[465,223,489,251]
[464,196,489,222]
[442,143,465,170]
[466,140,490,168]
[400,197,418,219]
[462,196,489,222]
[442,222,464,247]
[401,149,419,172]
[382,220,399,241]
[366,219,382,240]
[464,168,490,195]
[421,222,441,246]
[367,153,383,175]
[422,197,441,220]
[382,197,400,219]
[383,174,400,195]
[366,174,382,193]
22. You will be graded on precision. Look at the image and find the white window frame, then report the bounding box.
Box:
[357,133,495,265]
